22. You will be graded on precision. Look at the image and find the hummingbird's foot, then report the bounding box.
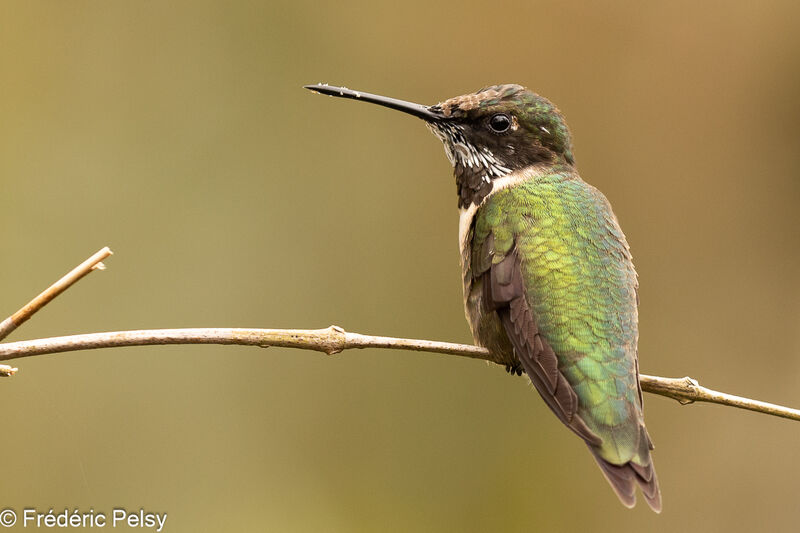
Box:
[504,363,524,376]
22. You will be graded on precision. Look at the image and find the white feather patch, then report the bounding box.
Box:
[457,165,549,255]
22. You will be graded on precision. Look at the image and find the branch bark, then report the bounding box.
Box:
[1,325,798,422]
[0,246,112,376]
[0,246,112,342]
[2,246,798,422]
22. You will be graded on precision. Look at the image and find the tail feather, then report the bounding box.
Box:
[589,447,662,513]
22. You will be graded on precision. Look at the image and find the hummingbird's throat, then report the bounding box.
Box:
[427,122,512,208]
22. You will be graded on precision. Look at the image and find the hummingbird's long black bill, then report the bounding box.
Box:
[303,84,444,122]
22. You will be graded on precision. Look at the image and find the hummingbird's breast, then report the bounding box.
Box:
[457,166,549,259]
[457,165,550,366]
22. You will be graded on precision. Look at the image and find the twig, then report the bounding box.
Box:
[0,247,113,343]
[0,325,797,421]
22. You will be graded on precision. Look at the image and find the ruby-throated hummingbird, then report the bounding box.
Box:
[305,83,661,512]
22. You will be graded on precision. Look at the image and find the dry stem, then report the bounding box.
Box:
[0,247,112,342]
[1,245,797,421]
[0,325,798,422]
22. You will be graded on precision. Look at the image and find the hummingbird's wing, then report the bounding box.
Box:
[478,238,603,446]
[469,176,661,512]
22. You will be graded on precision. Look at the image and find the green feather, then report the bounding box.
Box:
[472,170,645,465]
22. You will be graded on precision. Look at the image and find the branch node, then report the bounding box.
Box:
[672,376,699,405]
[324,325,347,355]
[0,364,18,377]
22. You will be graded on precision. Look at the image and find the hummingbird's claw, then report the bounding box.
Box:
[504,363,524,376]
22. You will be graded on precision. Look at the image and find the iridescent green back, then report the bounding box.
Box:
[472,169,648,466]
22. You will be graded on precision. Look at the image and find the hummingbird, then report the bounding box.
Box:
[304,83,661,512]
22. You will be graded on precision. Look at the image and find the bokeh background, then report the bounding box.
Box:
[1,1,799,531]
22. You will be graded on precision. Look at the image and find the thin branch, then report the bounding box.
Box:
[0,325,797,422]
[0,247,113,343]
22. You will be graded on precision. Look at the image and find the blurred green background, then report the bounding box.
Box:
[1,1,799,531]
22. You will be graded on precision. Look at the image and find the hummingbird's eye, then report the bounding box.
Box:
[488,113,512,133]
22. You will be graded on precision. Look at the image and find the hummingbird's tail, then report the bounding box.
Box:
[589,447,662,513]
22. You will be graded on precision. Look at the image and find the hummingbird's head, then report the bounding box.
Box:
[428,84,574,207]
[304,83,574,208]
